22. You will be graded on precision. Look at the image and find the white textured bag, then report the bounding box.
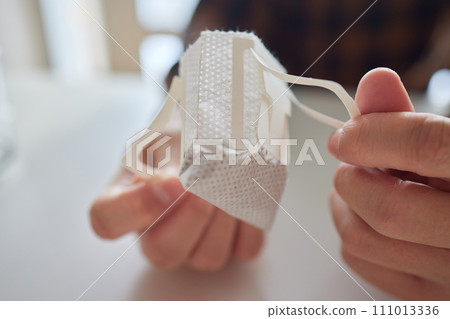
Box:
[123,31,359,230]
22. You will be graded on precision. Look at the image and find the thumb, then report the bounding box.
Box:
[90,170,185,239]
[355,67,414,114]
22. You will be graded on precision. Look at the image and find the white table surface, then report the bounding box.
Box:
[1,71,432,301]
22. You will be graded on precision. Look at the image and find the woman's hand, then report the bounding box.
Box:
[90,131,263,271]
[329,68,450,300]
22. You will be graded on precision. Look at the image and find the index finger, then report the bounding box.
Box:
[328,112,450,178]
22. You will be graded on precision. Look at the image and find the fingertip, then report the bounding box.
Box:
[355,67,414,114]
[328,128,342,158]
[89,199,122,239]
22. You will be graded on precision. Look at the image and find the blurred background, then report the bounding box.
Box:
[0,0,200,82]
[0,0,202,178]
[0,0,212,300]
[0,0,449,301]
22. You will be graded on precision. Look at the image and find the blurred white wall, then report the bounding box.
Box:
[0,0,48,70]
[0,0,198,83]
[39,0,110,79]
[135,0,199,34]
[134,0,199,85]
[102,0,146,73]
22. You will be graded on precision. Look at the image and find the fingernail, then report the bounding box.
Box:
[153,178,185,205]
[328,129,342,158]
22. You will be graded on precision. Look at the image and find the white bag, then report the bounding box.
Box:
[123,31,359,230]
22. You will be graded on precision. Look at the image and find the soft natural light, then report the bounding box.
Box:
[39,0,108,79]
[139,34,184,85]
[135,0,200,33]
[427,69,450,111]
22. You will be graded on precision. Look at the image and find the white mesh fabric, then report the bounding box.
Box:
[178,31,290,230]
[180,39,201,156]
[179,146,288,230]
[124,32,358,229]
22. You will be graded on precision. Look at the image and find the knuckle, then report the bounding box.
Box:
[340,247,355,265]
[340,247,363,272]
[333,163,352,193]
[144,249,181,270]
[187,194,214,214]
[339,219,370,258]
[141,233,183,270]
[190,253,228,272]
[415,117,450,172]
[338,118,367,160]
[131,184,156,219]
[369,186,406,238]
[235,236,264,260]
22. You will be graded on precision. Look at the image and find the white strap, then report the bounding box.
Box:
[250,49,360,128]
[148,76,182,132]
[121,76,181,177]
